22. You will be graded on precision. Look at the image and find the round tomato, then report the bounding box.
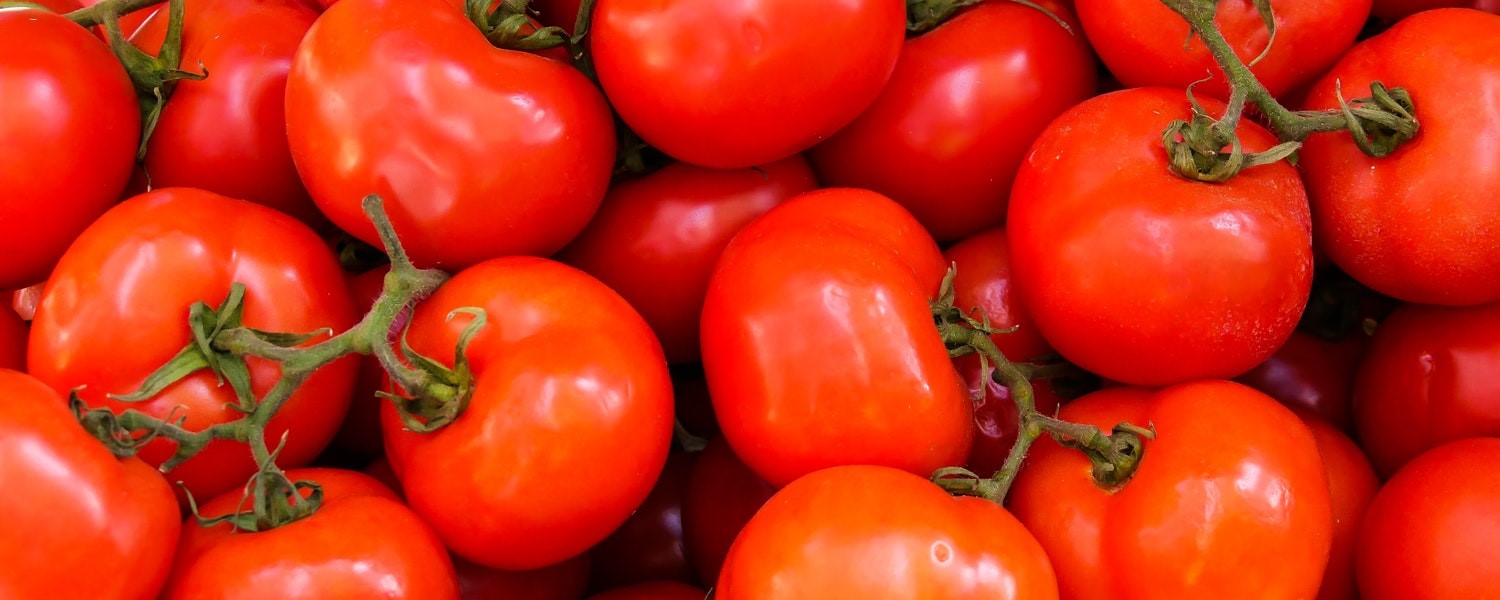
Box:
[0,306,23,371]
[589,0,905,168]
[681,437,776,585]
[588,581,705,600]
[1009,381,1333,599]
[28,188,359,502]
[1,369,180,600]
[1304,418,1379,600]
[1007,87,1313,386]
[329,265,391,460]
[1299,9,1500,306]
[455,553,590,600]
[587,451,697,591]
[1235,331,1368,434]
[381,257,673,570]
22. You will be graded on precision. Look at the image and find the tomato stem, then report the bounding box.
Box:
[63,0,159,28]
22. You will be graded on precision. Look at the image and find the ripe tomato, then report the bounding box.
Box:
[28,188,358,502]
[808,1,1095,242]
[1304,418,1379,600]
[700,188,972,488]
[287,0,616,270]
[943,228,1054,363]
[1299,9,1500,306]
[681,437,776,585]
[0,307,23,371]
[329,265,391,460]
[1007,88,1313,386]
[1356,438,1500,599]
[557,157,817,365]
[1076,0,1370,101]
[162,468,459,599]
[588,452,698,591]
[455,553,590,600]
[588,581,705,600]
[718,465,1058,599]
[1009,381,1333,599]
[1235,331,1368,434]
[382,257,673,570]
[589,0,905,168]
[1,369,181,600]
[0,7,139,289]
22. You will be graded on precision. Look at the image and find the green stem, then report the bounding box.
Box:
[64,0,159,28]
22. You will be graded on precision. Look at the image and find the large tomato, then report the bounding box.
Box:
[0,6,139,289]
[808,1,1095,242]
[700,188,972,488]
[28,188,358,501]
[1007,87,1313,386]
[0,307,23,370]
[382,257,673,570]
[0,369,181,600]
[1299,9,1500,306]
[1009,381,1333,599]
[1304,418,1379,600]
[287,0,616,270]
[589,0,905,168]
[587,452,698,591]
[681,437,776,585]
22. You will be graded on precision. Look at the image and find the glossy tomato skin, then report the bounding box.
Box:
[587,581,705,600]
[382,257,673,571]
[1357,438,1500,599]
[681,437,777,585]
[329,265,391,460]
[1008,88,1313,386]
[455,553,590,600]
[587,452,698,591]
[28,188,359,502]
[557,157,818,365]
[589,0,905,168]
[1304,418,1379,600]
[718,465,1058,599]
[1235,331,1368,434]
[700,188,972,488]
[1300,9,1500,305]
[163,468,459,599]
[287,0,616,270]
[960,360,1065,478]
[809,1,1095,242]
[0,307,23,370]
[1,369,181,600]
[1010,381,1333,600]
[0,7,139,289]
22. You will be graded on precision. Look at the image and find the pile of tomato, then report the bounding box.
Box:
[4,0,1500,597]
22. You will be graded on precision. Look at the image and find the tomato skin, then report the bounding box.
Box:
[287,0,616,270]
[587,451,698,591]
[809,1,1095,242]
[531,0,581,34]
[329,265,391,460]
[162,468,459,599]
[589,0,905,168]
[1235,331,1368,434]
[587,581,705,600]
[718,465,1058,599]
[681,437,777,585]
[558,157,817,365]
[0,307,24,371]
[1304,418,1379,600]
[1007,88,1313,386]
[0,7,140,289]
[1,369,181,600]
[960,360,1064,477]
[1356,438,1500,599]
[1372,0,1468,19]
[382,257,673,570]
[28,188,359,502]
[1300,9,1500,306]
[700,188,972,488]
[1009,381,1333,600]
[456,553,590,600]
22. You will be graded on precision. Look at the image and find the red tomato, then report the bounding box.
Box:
[0,369,181,600]
[959,360,1065,478]
[1076,0,1369,101]
[1010,381,1333,599]
[718,465,1058,599]
[700,188,972,488]
[287,0,616,270]
[1299,9,1500,306]
[1356,438,1500,599]
[558,157,817,365]
[28,188,359,502]
[162,468,458,599]
[1007,88,1313,386]
[456,553,590,600]
[0,7,139,289]
[588,452,698,591]
[330,265,391,460]
[1235,331,1368,434]
[587,581,705,600]
[364,456,403,498]
[28,0,82,13]
[382,257,673,570]
[589,0,905,168]
[942,227,1053,363]
[681,437,776,585]
[1304,418,1379,600]
[0,307,23,371]
[809,1,1095,242]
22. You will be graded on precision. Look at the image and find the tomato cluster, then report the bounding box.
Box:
[3,0,1500,598]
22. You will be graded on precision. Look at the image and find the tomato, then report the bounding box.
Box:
[1356,438,1500,599]
[0,369,180,600]
[28,188,359,502]
[589,0,905,168]
[718,465,1057,599]
[129,0,325,226]
[0,306,23,371]
[1304,418,1379,600]
[1372,0,1468,20]
[382,256,673,570]
[1299,9,1500,306]
[1234,331,1368,434]
[329,265,391,460]
[943,228,1053,363]
[0,7,139,290]
[1076,0,1369,101]
[587,581,705,600]
[588,451,698,591]
[960,361,1065,478]
[681,437,776,585]
[531,0,581,34]
[456,553,590,600]
[808,1,1095,242]
[364,456,403,498]
[1009,381,1333,599]
[287,0,616,270]
[700,188,972,488]
[163,468,458,599]
[29,0,82,13]
[558,156,817,365]
[1007,88,1313,386]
